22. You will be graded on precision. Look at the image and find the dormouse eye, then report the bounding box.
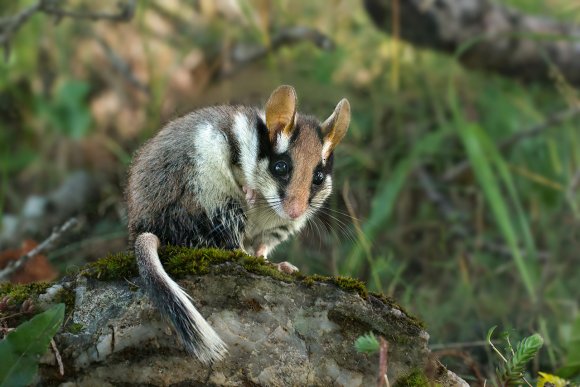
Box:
[313,171,325,185]
[273,160,288,176]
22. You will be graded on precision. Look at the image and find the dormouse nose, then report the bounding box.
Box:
[284,197,307,219]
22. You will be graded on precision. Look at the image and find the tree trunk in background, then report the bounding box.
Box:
[364,0,580,86]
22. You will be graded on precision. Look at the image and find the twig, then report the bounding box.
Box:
[50,338,64,376]
[416,167,551,259]
[416,166,470,241]
[430,340,499,350]
[0,1,43,60]
[223,26,334,76]
[0,0,135,60]
[567,168,580,213]
[41,0,136,22]
[417,167,460,222]
[94,35,150,94]
[0,312,28,321]
[443,107,580,181]
[482,242,550,261]
[377,337,390,387]
[0,218,78,282]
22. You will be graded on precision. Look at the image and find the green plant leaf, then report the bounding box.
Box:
[476,125,539,265]
[486,325,498,343]
[36,79,92,139]
[354,332,380,354]
[457,123,538,302]
[0,303,65,387]
[499,333,543,385]
[557,315,580,378]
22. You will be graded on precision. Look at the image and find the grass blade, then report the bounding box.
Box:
[343,128,450,276]
[456,122,538,303]
[557,314,580,378]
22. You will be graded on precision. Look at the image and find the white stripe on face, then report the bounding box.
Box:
[275,132,290,154]
[321,141,332,165]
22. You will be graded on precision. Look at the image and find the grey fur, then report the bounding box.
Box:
[135,233,227,363]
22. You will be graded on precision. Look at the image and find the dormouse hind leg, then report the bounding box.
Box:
[206,201,247,250]
[133,199,247,250]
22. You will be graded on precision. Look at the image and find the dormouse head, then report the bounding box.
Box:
[256,85,350,221]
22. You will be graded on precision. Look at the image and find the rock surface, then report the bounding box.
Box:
[32,253,467,386]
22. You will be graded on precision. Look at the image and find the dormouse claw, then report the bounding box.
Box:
[255,244,298,273]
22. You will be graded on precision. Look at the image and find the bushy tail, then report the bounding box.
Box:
[134,232,227,363]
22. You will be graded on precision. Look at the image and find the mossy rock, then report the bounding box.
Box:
[0,246,466,386]
[1,246,424,331]
[81,246,409,315]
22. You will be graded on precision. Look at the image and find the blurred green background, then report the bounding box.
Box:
[1,0,579,383]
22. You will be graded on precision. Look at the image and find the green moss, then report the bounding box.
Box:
[68,322,84,334]
[85,246,373,300]
[0,282,69,327]
[84,245,298,283]
[171,250,369,295]
[370,292,425,329]
[395,369,430,387]
[160,246,248,277]
[84,251,137,280]
[302,274,368,298]
[162,246,298,282]
[83,247,424,329]
[0,281,82,328]
[53,287,76,315]
[0,282,52,304]
[239,255,296,282]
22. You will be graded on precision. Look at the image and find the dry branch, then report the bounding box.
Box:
[364,0,580,86]
[0,218,78,282]
[0,0,135,60]
[95,35,149,94]
[224,26,335,76]
[41,0,135,22]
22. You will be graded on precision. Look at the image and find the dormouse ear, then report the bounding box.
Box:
[265,85,297,142]
[321,98,350,161]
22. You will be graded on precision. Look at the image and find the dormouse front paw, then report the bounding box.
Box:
[254,243,298,274]
[242,185,256,207]
[276,261,299,274]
